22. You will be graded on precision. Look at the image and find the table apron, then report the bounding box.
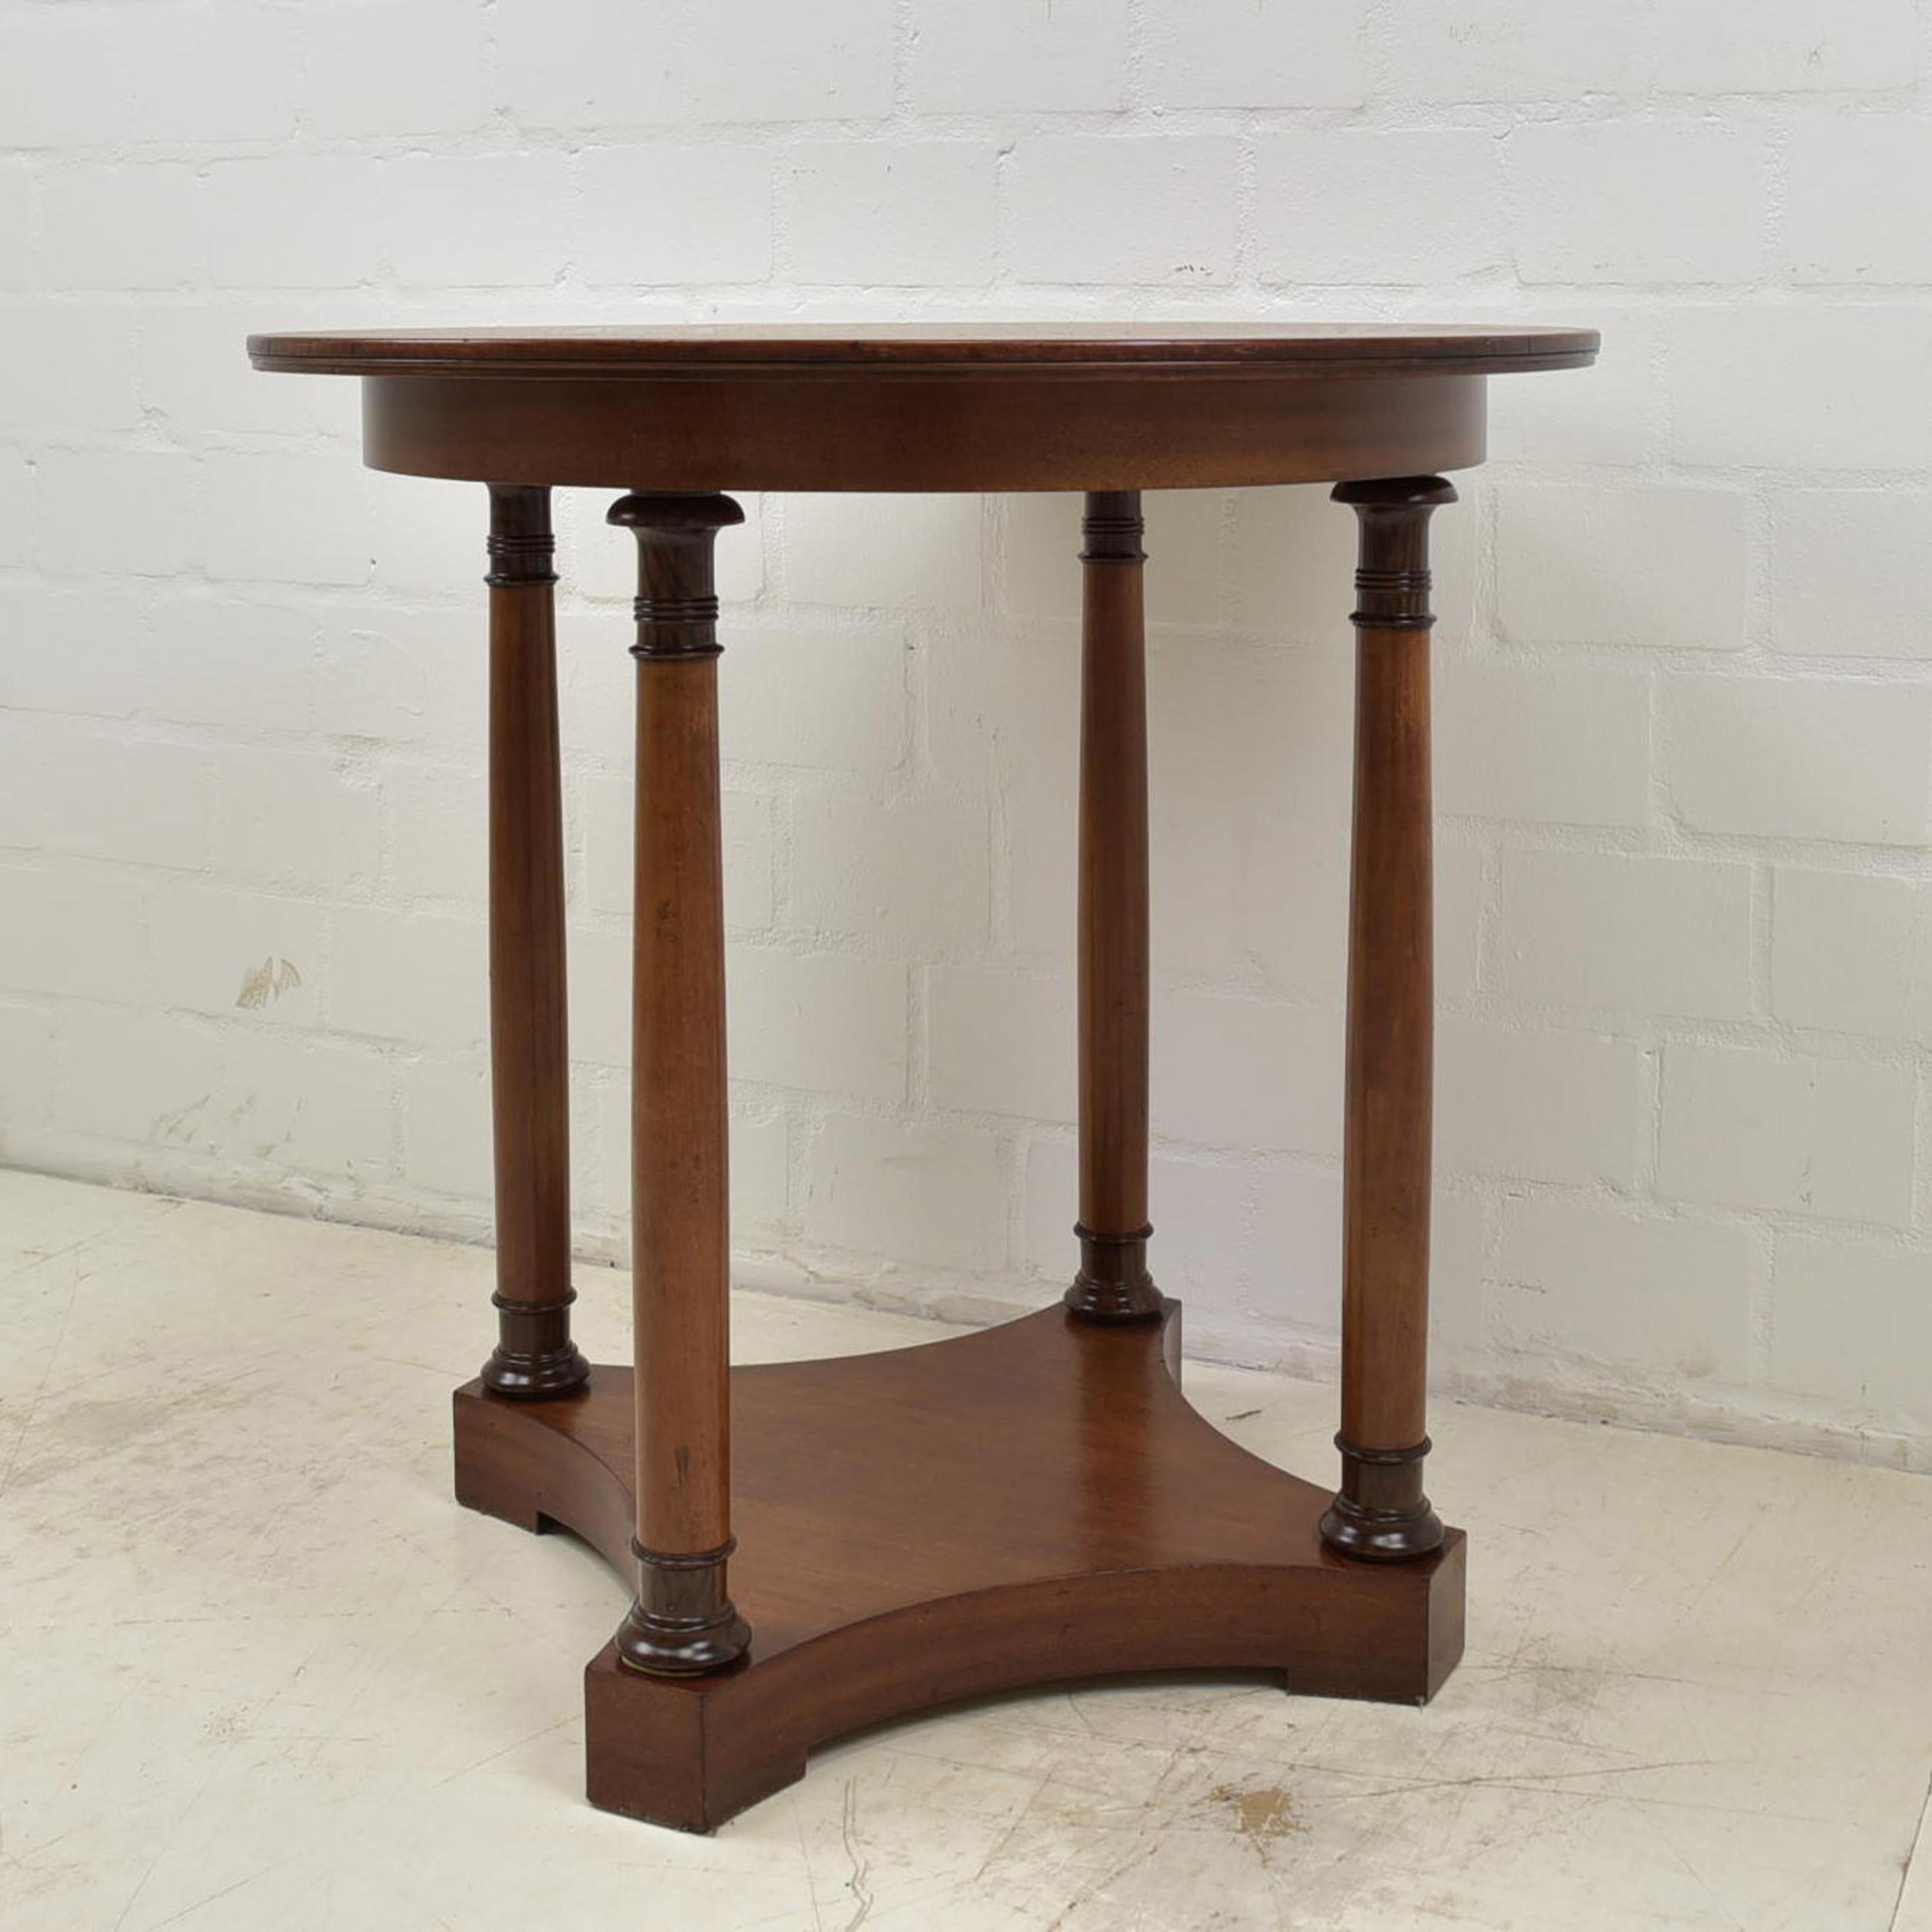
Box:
[361,370,1486,492]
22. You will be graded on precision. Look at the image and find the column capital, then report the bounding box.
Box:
[485,481,557,589]
[1079,489,1147,564]
[1331,475,1458,513]
[1333,476,1457,633]
[608,491,744,661]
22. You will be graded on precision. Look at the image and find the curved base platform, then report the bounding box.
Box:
[451,1300,1464,1833]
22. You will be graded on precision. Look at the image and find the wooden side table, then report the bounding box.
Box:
[248,323,1598,1833]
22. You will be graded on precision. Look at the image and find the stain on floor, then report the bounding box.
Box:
[1209,1782,1300,1846]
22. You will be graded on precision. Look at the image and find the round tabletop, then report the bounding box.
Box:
[247,322,1598,493]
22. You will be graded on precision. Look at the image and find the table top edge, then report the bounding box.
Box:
[247,323,1600,380]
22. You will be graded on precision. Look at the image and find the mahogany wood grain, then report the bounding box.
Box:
[251,326,1593,493]
[451,1304,1465,1832]
[250,321,1599,1833]
[608,491,750,1675]
[1320,477,1456,1564]
[480,485,588,1400]
[351,369,1492,494]
[1066,492,1160,1322]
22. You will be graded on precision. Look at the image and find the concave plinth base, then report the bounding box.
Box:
[452,1300,1464,1833]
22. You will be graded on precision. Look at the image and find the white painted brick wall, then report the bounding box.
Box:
[1436,1021,1644,1189]
[1663,676,1932,846]
[302,1,491,140]
[1495,484,1752,651]
[928,968,1074,1121]
[1435,662,1651,826]
[1509,123,1767,287]
[1770,490,1932,656]
[1658,1044,1917,1228]
[1143,0,1368,111]
[1491,850,1755,1020]
[1672,308,1932,471]
[576,146,775,288]
[1253,131,1504,285]
[788,793,992,951]
[1009,136,1240,286]
[1381,0,1648,103]
[1772,1235,1932,1429]
[909,0,1127,114]
[1496,1198,1761,1387]
[802,1115,1008,1274]
[1771,868,1932,1037]
[788,144,999,288]
[6,0,1932,1472]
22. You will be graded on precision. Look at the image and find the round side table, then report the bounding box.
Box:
[248,323,1599,1833]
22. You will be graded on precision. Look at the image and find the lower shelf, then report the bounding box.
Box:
[452,1299,1464,1833]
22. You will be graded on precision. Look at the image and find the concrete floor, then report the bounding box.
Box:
[2,1170,1930,1931]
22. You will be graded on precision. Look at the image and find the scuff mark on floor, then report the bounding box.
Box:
[839,1776,873,1929]
[236,958,303,1010]
[153,1095,213,1144]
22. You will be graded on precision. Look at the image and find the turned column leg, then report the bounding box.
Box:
[1320,476,1454,1564]
[1064,491,1162,1323]
[482,484,589,1399]
[607,491,751,1675]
